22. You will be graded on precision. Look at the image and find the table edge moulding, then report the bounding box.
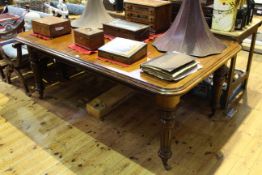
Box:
[16,30,241,170]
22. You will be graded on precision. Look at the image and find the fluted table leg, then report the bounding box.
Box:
[156,95,180,170]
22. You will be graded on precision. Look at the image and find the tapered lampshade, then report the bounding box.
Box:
[71,0,113,29]
[153,0,226,57]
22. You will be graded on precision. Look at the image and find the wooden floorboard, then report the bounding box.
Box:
[0,50,262,175]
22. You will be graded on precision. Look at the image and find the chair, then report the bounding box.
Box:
[0,16,31,95]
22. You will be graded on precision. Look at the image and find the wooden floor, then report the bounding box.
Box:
[0,50,262,175]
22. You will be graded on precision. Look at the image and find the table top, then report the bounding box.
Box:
[211,18,262,42]
[16,31,241,96]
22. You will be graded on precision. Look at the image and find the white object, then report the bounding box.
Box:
[212,0,238,32]
[98,37,146,57]
[71,0,113,29]
[44,0,69,19]
[24,11,41,31]
[255,0,262,3]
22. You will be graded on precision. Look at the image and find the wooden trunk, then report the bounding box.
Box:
[98,37,147,64]
[32,16,71,38]
[74,28,104,51]
[103,20,150,41]
[124,0,172,33]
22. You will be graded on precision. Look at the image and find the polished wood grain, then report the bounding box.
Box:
[0,49,262,174]
[125,0,172,33]
[16,31,241,96]
[15,30,241,169]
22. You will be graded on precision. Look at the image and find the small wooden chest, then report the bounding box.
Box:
[32,16,71,38]
[103,19,150,41]
[124,0,172,33]
[98,37,147,64]
[74,28,104,51]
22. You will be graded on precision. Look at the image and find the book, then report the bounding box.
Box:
[98,37,147,64]
[141,52,200,81]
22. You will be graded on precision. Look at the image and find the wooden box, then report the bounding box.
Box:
[98,37,147,64]
[103,19,150,41]
[124,0,172,33]
[171,1,214,21]
[32,16,71,38]
[74,28,104,51]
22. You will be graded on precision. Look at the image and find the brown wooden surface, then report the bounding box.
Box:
[16,31,241,96]
[86,84,134,119]
[32,16,71,38]
[125,0,172,33]
[103,23,150,41]
[1,49,262,174]
[212,17,262,116]
[211,18,262,43]
[73,29,104,51]
[15,30,241,169]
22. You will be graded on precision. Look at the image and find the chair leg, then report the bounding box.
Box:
[5,65,12,84]
[0,68,5,80]
[14,69,30,96]
[55,62,69,81]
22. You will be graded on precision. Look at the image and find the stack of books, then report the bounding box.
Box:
[141,52,200,81]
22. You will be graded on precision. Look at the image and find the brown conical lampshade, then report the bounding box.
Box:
[71,0,113,29]
[153,0,226,57]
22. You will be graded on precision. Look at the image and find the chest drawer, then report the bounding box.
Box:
[126,12,155,23]
[125,4,155,16]
[124,0,172,33]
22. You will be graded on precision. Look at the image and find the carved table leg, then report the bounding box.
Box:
[156,95,180,170]
[210,65,228,116]
[28,47,44,99]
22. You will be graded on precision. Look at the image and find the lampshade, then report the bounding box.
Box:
[153,0,226,57]
[71,0,113,29]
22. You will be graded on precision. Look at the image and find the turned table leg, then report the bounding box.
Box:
[210,65,228,116]
[244,31,257,89]
[28,47,44,99]
[156,95,180,170]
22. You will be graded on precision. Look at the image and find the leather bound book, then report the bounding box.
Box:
[98,37,147,64]
[141,52,199,81]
